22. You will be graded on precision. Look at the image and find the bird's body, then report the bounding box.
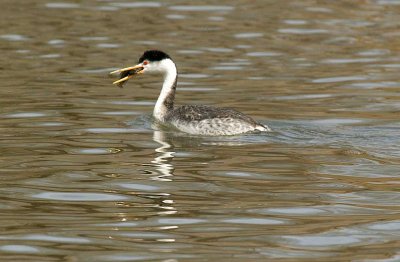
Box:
[166,105,268,136]
[111,50,270,136]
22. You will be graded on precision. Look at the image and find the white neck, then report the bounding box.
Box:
[153,59,177,122]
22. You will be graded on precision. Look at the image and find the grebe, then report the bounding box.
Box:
[110,50,270,136]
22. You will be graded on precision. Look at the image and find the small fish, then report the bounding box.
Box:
[110,65,144,88]
[116,67,139,88]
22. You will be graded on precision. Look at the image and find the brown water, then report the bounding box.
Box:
[1,0,400,261]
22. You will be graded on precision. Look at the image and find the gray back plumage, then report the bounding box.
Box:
[166,105,259,126]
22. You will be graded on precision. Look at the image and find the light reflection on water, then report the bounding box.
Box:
[0,0,400,261]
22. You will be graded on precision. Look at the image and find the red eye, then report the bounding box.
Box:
[143,60,149,65]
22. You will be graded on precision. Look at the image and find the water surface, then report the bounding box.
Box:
[0,0,400,261]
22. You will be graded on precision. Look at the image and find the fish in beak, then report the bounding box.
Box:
[110,64,144,88]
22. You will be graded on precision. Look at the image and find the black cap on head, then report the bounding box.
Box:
[138,50,171,63]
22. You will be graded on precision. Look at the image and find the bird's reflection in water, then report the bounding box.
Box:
[151,130,175,182]
[149,129,177,216]
[112,129,178,244]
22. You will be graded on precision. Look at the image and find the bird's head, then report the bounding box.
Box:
[110,50,174,87]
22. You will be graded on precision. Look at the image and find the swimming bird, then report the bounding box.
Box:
[110,50,270,136]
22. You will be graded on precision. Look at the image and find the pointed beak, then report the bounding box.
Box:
[110,64,144,87]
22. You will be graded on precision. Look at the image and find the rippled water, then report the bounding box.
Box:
[1,0,400,261]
